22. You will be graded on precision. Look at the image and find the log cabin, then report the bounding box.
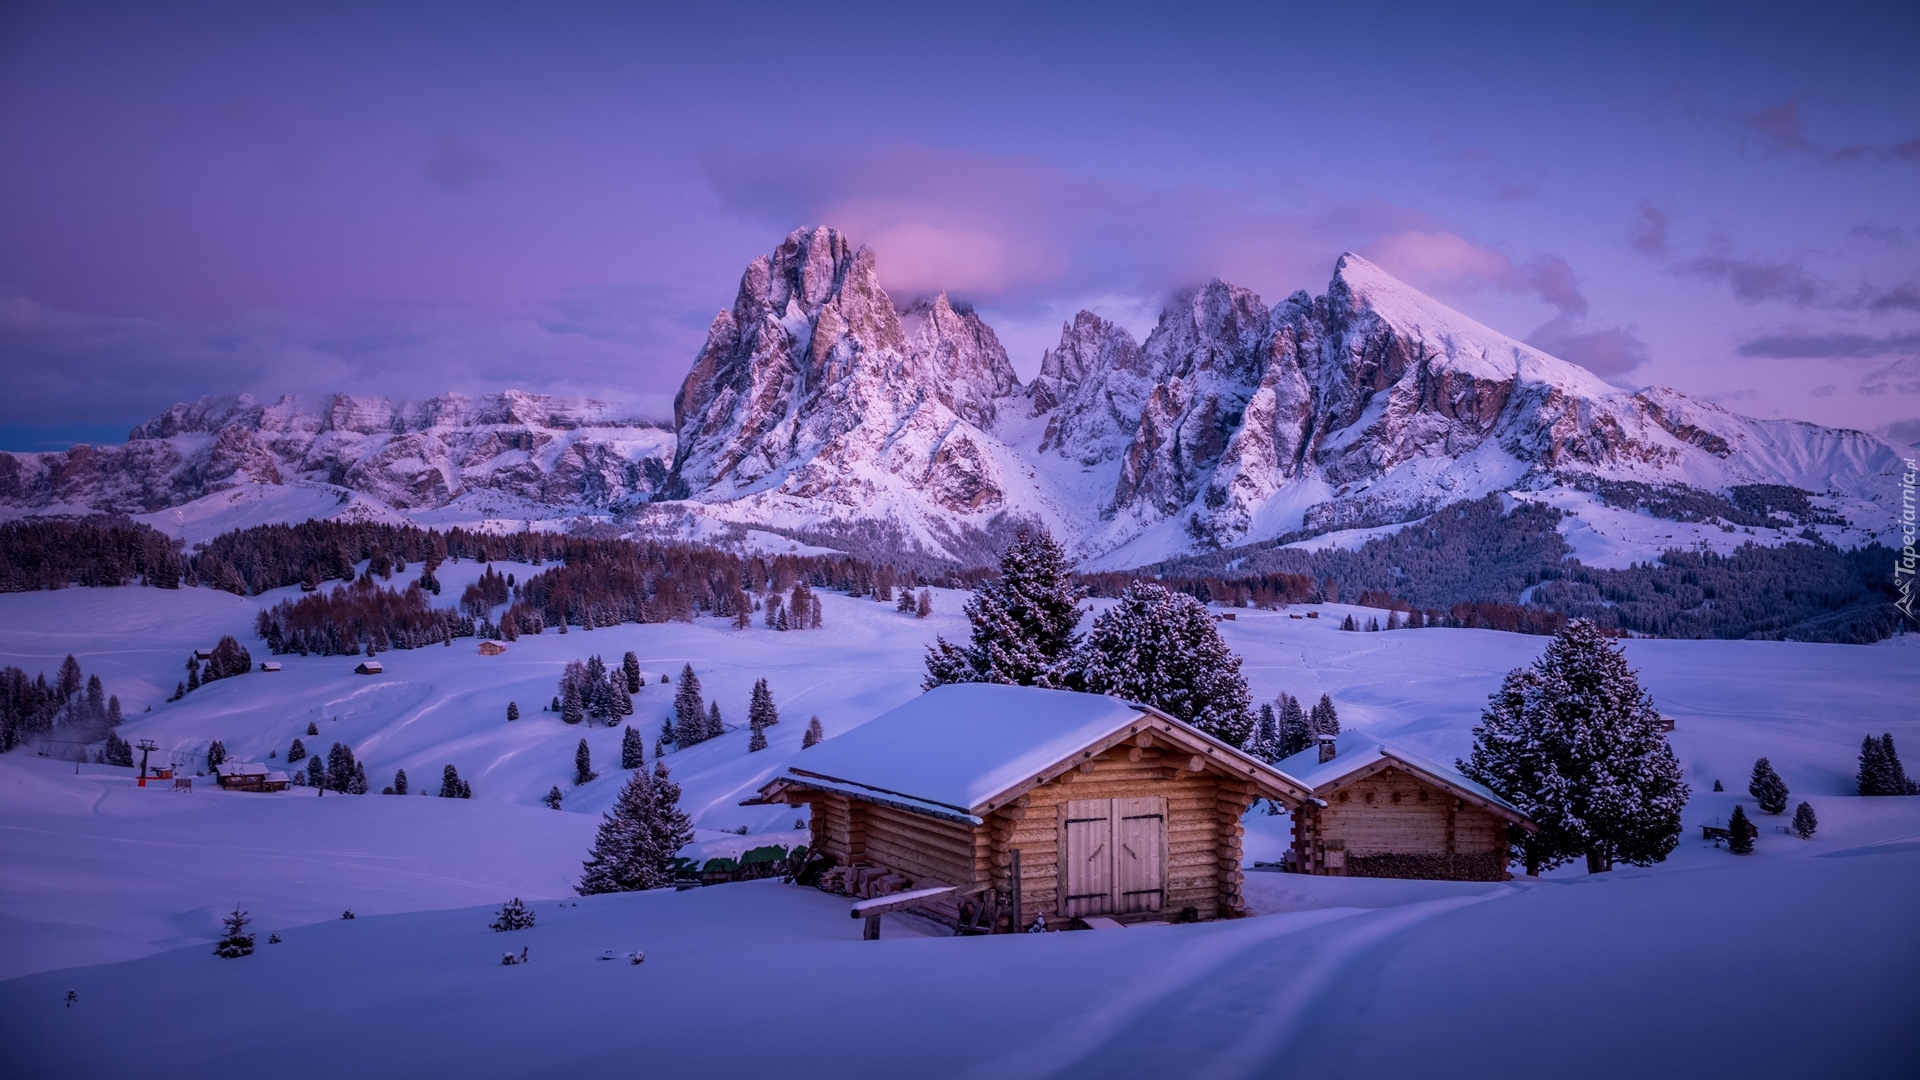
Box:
[1276,733,1533,881]
[750,684,1312,929]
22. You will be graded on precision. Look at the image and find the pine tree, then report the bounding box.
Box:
[1459,620,1689,875]
[659,717,675,749]
[917,588,933,618]
[622,652,641,694]
[803,716,825,749]
[673,664,705,746]
[748,723,768,752]
[1308,694,1340,738]
[577,761,692,894]
[507,701,519,722]
[103,729,134,767]
[1727,804,1754,854]
[706,701,724,740]
[1875,734,1918,795]
[1059,582,1254,746]
[107,694,122,728]
[1340,613,1356,632]
[58,654,82,701]
[562,681,583,726]
[307,721,320,736]
[490,898,536,932]
[206,739,227,770]
[326,743,357,793]
[1748,757,1789,814]
[287,738,306,763]
[440,764,468,798]
[307,755,325,789]
[1250,704,1280,761]
[748,678,778,728]
[213,906,255,958]
[348,761,369,795]
[1792,801,1818,839]
[923,529,1083,688]
[544,785,563,809]
[575,738,597,785]
[392,768,408,795]
[621,726,645,770]
[898,589,916,614]
[1712,779,1723,791]
[1277,694,1312,757]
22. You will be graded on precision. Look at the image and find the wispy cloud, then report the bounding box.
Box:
[1735,330,1920,360]
[424,134,500,192]
[1744,100,1920,165]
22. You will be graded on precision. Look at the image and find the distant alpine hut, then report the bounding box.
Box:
[1278,733,1533,881]
[214,762,291,793]
[259,661,282,672]
[477,641,507,656]
[750,684,1312,928]
[355,660,383,675]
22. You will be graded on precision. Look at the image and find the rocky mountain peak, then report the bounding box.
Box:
[898,292,1021,428]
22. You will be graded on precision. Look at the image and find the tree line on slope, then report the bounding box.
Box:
[1137,493,1903,644]
[0,518,188,591]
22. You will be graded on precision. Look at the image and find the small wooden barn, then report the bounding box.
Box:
[355,660,383,675]
[477,641,507,656]
[751,684,1311,928]
[213,762,291,793]
[1276,733,1533,881]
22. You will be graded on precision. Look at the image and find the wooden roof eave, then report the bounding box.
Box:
[1314,755,1539,832]
[755,774,984,827]
[970,704,1314,816]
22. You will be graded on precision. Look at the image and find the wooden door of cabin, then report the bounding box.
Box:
[1060,797,1166,918]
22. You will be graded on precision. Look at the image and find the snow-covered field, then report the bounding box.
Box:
[2,576,1917,1076]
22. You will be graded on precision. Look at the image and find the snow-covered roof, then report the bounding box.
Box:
[214,762,269,777]
[779,683,1308,815]
[787,685,1147,813]
[1274,732,1525,820]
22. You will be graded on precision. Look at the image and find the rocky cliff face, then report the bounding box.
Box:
[0,391,672,518]
[666,226,1043,528]
[4,235,1899,567]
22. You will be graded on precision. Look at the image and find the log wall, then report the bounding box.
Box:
[1291,766,1511,882]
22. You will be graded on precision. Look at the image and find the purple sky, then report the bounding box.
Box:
[1,1,1916,449]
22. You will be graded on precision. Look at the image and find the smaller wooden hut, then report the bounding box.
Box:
[1277,733,1533,881]
[355,660,383,675]
[751,684,1312,929]
[478,641,507,656]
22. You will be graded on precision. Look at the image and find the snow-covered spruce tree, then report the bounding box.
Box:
[705,701,724,741]
[1340,614,1356,632]
[1858,733,1917,795]
[544,785,563,809]
[1727,804,1754,855]
[104,729,134,767]
[1459,620,1688,875]
[1792,801,1817,839]
[748,721,768,753]
[923,528,1084,690]
[348,761,369,795]
[748,678,778,729]
[1308,694,1340,738]
[207,739,227,770]
[1277,694,1312,757]
[620,726,645,770]
[574,738,597,785]
[1748,757,1789,815]
[1059,582,1254,747]
[490,898,535,932]
[439,764,468,798]
[802,716,824,748]
[306,755,325,789]
[622,652,641,694]
[506,701,519,722]
[392,768,408,795]
[213,906,255,958]
[562,681,583,726]
[326,743,357,793]
[673,664,705,746]
[577,761,692,894]
[307,721,319,736]
[897,589,916,614]
[1250,704,1280,763]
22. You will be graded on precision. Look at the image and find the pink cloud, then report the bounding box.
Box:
[1360,230,1587,315]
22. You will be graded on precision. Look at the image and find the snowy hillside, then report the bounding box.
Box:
[1,578,1916,1077]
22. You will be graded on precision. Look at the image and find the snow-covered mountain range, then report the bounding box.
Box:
[1,226,1907,565]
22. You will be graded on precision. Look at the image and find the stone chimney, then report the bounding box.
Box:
[1318,736,1337,764]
